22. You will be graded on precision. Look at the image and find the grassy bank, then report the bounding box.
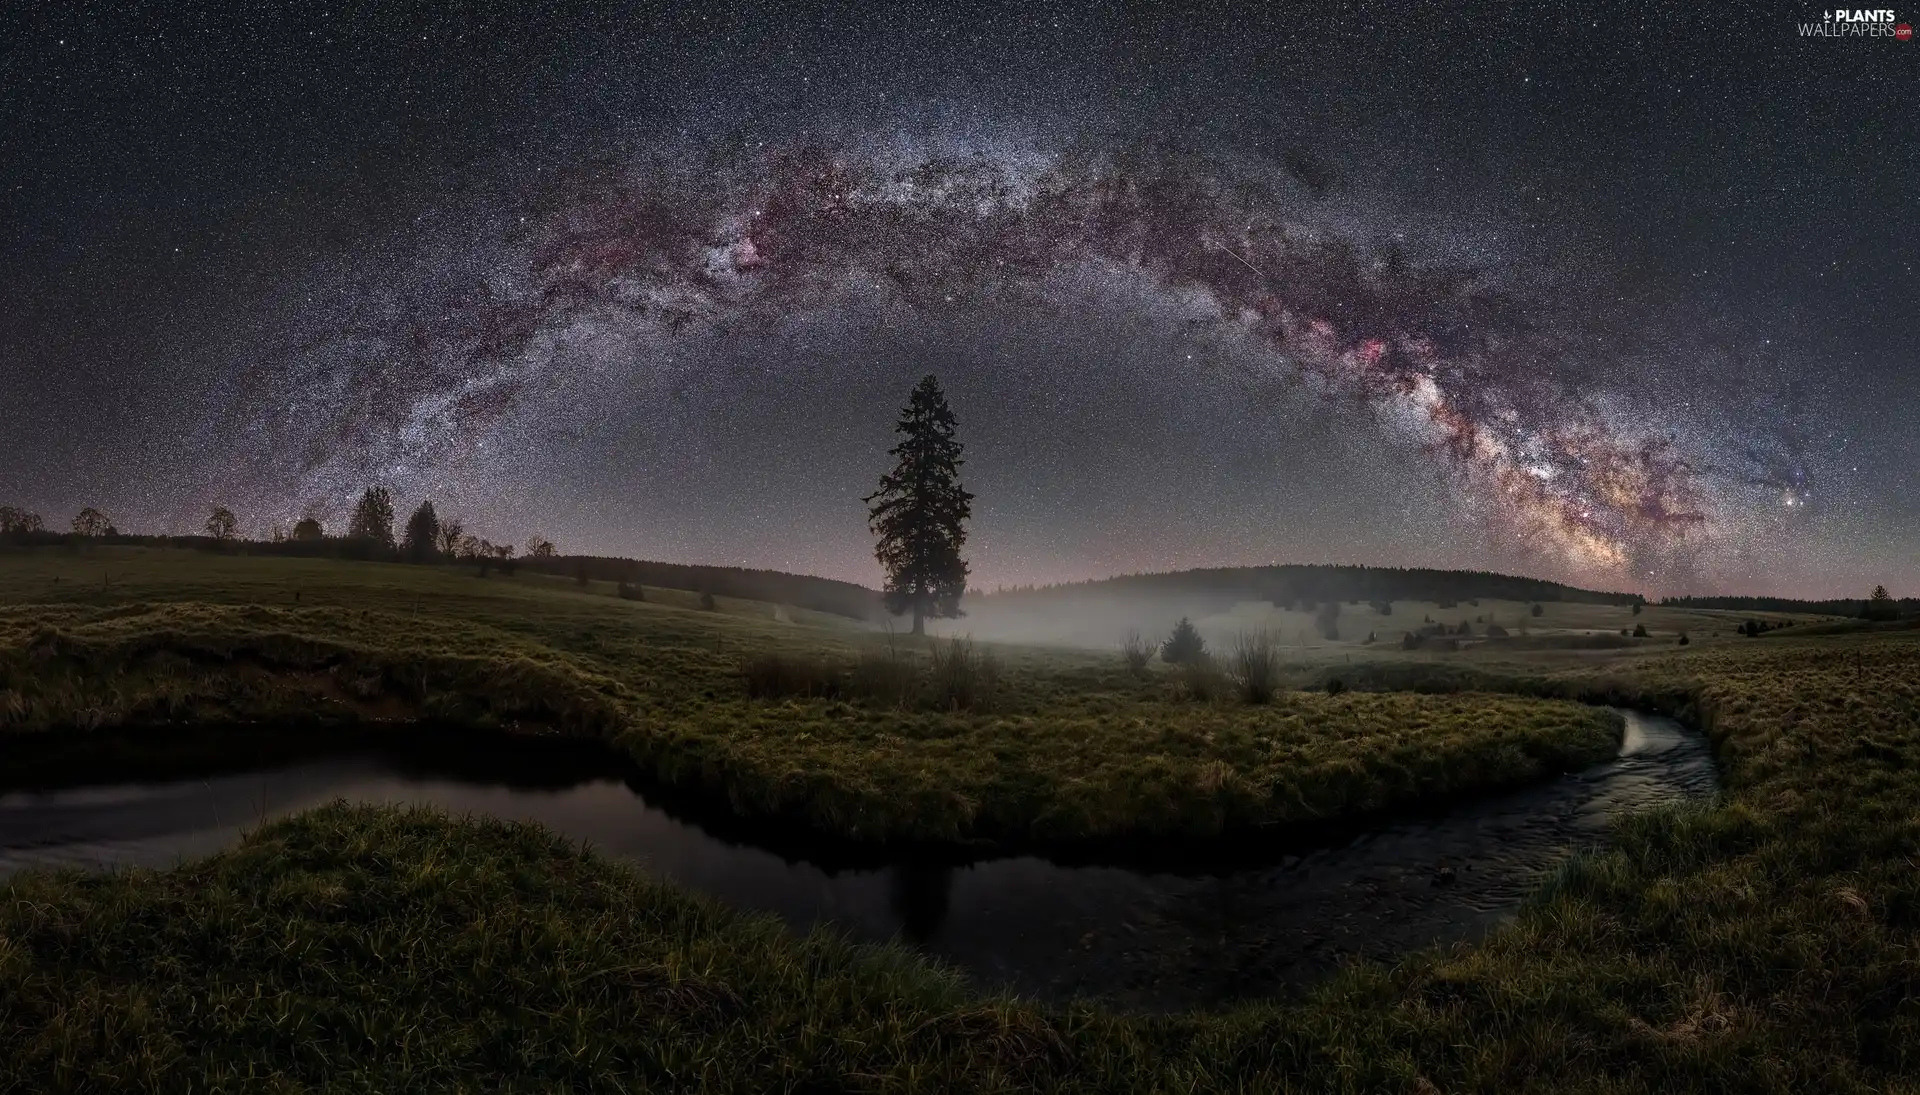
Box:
[0,550,1622,848]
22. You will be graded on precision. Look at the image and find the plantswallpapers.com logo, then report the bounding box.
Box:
[1798,8,1914,37]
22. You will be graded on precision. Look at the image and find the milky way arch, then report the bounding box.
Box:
[237,138,1717,579]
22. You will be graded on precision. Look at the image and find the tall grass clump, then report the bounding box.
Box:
[1119,629,1155,677]
[926,635,999,712]
[741,652,845,700]
[849,638,919,708]
[1227,628,1282,704]
[1173,653,1228,702]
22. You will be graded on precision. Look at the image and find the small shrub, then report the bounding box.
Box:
[742,653,844,700]
[1174,654,1228,702]
[1632,623,1649,638]
[1227,629,1282,704]
[1314,601,1340,641]
[1120,630,1155,677]
[1678,632,1691,646]
[1530,603,1544,618]
[1161,617,1207,665]
[927,635,998,712]
[617,581,644,602]
[850,639,919,708]
[1325,677,1347,696]
[700,590,718,611]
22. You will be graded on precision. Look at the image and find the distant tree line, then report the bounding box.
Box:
[1661,588,1914,621]
[1,492,881,623]
[979,564,1645,614]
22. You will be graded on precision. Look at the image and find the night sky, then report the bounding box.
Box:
[2,1,1914,598]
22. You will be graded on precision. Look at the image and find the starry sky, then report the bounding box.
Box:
[2,1,1914,598]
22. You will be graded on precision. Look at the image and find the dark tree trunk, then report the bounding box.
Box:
[912,600,925,635]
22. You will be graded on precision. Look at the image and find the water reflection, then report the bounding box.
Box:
[890,864,955,942]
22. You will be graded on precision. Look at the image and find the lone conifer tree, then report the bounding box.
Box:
[348,486,396,550]
[1161,617,1207,664]
[402,500,440,563]
[865,375,973,635]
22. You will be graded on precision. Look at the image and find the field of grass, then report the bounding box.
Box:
[943,582,1836,653]
[3,546,1918,1091]
[0,547,1623,849]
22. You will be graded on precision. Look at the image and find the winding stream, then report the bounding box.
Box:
[0,710,1718,1011]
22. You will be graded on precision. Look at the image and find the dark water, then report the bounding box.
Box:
[0,711,1718,1011]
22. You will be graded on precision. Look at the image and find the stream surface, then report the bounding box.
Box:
[0,710,1718,1011]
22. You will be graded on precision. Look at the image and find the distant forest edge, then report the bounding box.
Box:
[1658,593,1920,616]
[974,565,1644,611]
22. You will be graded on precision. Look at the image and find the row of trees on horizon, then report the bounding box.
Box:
[0,491,558,570]
[2,487,1911,625]
[0,493,887,621]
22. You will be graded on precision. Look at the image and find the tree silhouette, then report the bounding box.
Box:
[526,536,557,559]
[402,501,441,563]
[436,518,464,558]
[864,375,973,634]
[204,506,237,542]
[0,507,44,535]
[1865,584,1899,621]
[71,507,111,537]
[347,487,396,549]
[1161,617,1207,664]
[292,516,325,541]
[1314,600,1341,641]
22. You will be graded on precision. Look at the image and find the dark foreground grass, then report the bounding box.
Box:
[4,635,1920,1092]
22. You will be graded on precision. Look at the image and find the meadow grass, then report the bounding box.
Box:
[3,548,1919,1091]
[0,549,1622,848]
